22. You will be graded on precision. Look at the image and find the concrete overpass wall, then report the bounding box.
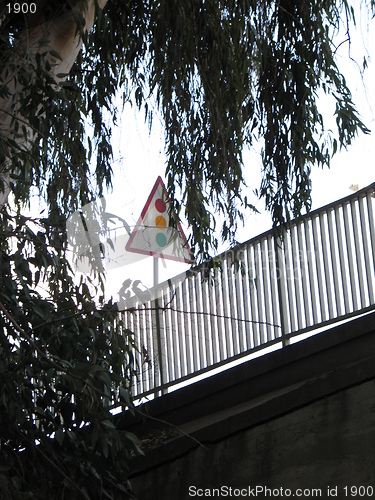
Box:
[125,313,375,499]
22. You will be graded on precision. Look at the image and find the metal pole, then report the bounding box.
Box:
[153,257,166,395]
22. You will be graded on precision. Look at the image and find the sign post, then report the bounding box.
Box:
[126,177,193,397]
[153,256,166,395]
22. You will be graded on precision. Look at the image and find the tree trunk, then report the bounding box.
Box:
[0,0,108,206]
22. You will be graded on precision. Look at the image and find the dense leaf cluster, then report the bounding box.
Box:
[0,209,139,498]
[1,6,140,493]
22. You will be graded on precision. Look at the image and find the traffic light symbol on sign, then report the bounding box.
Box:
[155,198,167,247]
[125,177,192,263]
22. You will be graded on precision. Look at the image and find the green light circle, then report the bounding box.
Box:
[155,232,167,247]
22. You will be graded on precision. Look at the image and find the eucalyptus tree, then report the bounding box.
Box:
[0,1,373,498]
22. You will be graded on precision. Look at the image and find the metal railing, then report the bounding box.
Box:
[121,183,375,399]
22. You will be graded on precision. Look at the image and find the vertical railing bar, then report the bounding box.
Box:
[227,257,240,355]
[167,284,178,382]
[154,295,163,393]
[290,224,304,329]
[284,231,298,332]
[149,302,160,391]
[241,246,254,349]
[126,311,139,396]
[212,267,224,362]
[359,195,374,305]
[220,260,233,357]
[335,206,351,314]
[129,309,140,395]
[343,202,359,311]
[196,271,207,369]
[147,305,155,394]
[174,283,185,379]
[327,208,343,316]
[171,283,184,376]
[207,271,219,363]
[161,287,173,383]
[304,218,319,324]
[163,286,182,381]
[261,238,272,343]
[129,309,140,396]
[234,255,246,353]
[169,285,179,382]
[268,234,281,340]
[145,293,158,393]
[188,274,200,372]
[351,199,367,308]
[297,221,313,328]
[214,267,226,361]
[139,306,149,395]
[121,311,129,390]
[160,289,170,391]
[312,215,327,321]
[123,311,133,395]
[201,276,212,367]
[181,278,191,377]
[125,311,138,397]
[137,311,144,392]
[320,212,335,319]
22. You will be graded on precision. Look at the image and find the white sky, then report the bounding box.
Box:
[101,9,375,300]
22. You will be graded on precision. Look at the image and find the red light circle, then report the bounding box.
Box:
[155,198,166,213]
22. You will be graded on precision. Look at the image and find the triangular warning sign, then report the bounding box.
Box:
[125,177,193,263]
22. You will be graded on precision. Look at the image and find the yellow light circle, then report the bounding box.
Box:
[155,215,167,227]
